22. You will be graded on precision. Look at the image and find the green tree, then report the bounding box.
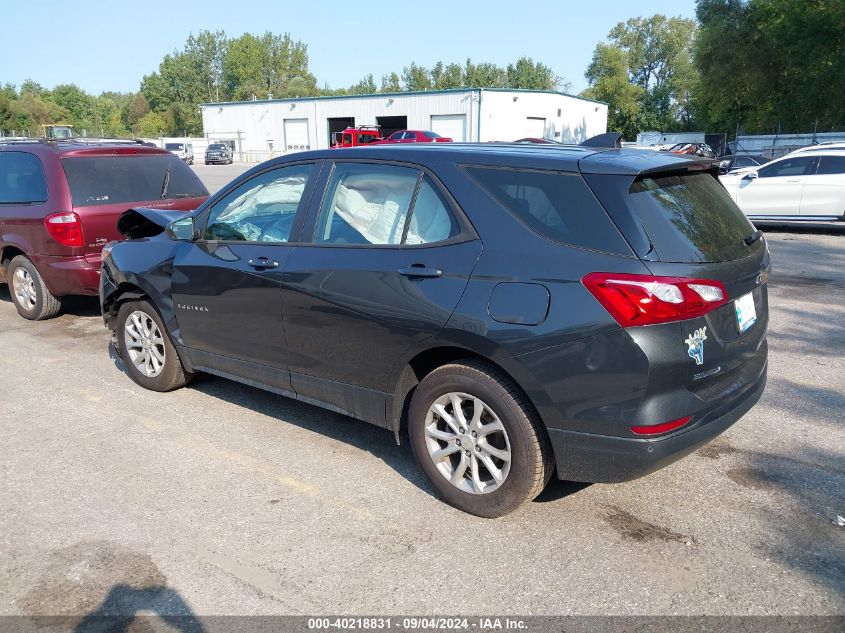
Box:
[582,44,645,140]
[222,32,318,100]
[126,93,151,131]
[347,74,377,95]
[380,72,401,92]
[464,60,508,88]
[582,14,699,136]
[47,84,96,129]
[694,0,845,133]
[401,63,432,91]
[136,111,167,137]
[186,30,228,102]
[506,57,563,90]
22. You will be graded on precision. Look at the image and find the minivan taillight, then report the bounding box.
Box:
[44,212,84,247]
[582,272,728,327]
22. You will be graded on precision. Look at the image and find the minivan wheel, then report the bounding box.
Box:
[408,361,553,518]
[116,300,192,392]
[8,256,62,320]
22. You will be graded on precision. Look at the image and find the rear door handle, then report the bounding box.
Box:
[248,257,279,269]
[398,266,442,279]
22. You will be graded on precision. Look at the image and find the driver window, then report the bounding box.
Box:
[203,163,313,242]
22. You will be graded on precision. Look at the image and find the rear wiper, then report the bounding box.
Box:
[159,163,172,199]
[744,229,763,246]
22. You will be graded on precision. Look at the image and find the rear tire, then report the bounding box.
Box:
[116,300,192,392]
[7,255,61,320]
[408,360,553,518]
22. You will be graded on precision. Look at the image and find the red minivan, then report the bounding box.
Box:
[0,139,208,320]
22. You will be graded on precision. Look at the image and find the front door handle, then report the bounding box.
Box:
[248,257,279,269]
[398,265,442,279]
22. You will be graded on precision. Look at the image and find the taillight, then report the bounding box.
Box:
[631,416,693,436]
[582,272,728,327]
[44,212,84,247]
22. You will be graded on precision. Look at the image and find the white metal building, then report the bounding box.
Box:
[200,89,608,162]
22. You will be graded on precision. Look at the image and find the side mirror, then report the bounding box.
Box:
[744,171,759,180]
[167,216,197,241]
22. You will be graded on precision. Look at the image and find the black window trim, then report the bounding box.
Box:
[194,159,323,245]
[0,149,49,205]
[300,157,478,250]
[461,163,636,258]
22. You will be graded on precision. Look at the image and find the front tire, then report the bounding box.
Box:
[408,360,553,518]
[7,255,61,320]
[116,300,192,392]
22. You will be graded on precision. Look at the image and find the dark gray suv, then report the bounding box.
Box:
[101,143,769,517]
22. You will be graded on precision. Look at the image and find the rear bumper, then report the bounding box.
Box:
[549,359,767,483]
[30,254,101,296]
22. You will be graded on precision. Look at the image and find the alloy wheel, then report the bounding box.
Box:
[424,392,512,495]
[124,310,166,378]
[12,267,37,312]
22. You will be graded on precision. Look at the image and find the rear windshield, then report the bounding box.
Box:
[61,154,208,207]
[628,173,754,263]
[466,166,631,255]
[422,131,441,139]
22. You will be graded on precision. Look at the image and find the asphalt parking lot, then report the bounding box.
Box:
[0,164,843,618]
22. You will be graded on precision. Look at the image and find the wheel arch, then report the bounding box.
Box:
[387,341,551,438]
[0,245,27,282]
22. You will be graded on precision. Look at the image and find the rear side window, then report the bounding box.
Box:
[628,173,754,263]
[405,177,460,244]
[0,152,47,204]
[466,166,630,254]
[61,154,208,207]
[757,156,816,178]
[816,155,845,175]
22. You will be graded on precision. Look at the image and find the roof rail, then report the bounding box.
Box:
[0,138,51,145]
[63,137,149,145]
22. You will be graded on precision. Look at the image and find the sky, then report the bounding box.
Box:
[0,0,697,96]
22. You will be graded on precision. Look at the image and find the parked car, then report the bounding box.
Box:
[101,143,769,517]
[165,141,194,165]
[0,139,209,320]
[512,137,561,144]
[718,154,769,175]
[377,130,453,144]
[719,148,845,220]
[331,126,383,148]
[205,143,233,164]
[666,142,717,158]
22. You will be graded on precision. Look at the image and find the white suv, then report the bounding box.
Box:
[720,148,845,220]
[165,142,194,165]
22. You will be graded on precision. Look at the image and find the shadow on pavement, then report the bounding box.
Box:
[0,284,101,318]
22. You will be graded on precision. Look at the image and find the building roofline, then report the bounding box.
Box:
[200,87,607,108]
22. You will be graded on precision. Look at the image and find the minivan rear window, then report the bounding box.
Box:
[466,166,631,255]
[628,173,754,263]
[62,154,208,207]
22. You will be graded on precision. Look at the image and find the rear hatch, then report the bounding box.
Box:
[581,154,769,416]
[61,150,208,263]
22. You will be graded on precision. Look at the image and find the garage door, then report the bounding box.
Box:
[431,114,466,142]
[284,119,310,152]
[526,117,546,138]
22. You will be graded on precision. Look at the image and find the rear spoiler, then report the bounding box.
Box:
[579,132,623,148]
[117,207,188,239]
